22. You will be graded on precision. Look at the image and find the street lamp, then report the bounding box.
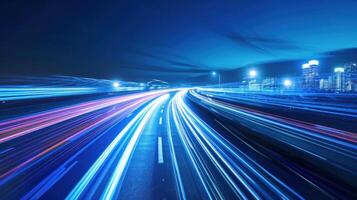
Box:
[112,81,120,88]
[283,79,292,87]
[211,71,221,87]
[249,69,257,78]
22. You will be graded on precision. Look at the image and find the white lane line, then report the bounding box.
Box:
[67,95,169,200]
[158,137,164,164]
[159,117,162,125]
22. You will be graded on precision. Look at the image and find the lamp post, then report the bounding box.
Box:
[211,71,221,88]
[247,69,258,91]
[249,69,257,78]
[112,81,120,88]
[283,79,292,88]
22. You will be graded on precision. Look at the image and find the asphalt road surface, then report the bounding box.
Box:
[1,89,356,199]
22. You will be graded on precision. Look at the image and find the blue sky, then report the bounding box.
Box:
[1,0,357,82]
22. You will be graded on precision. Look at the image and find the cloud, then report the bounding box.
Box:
[117,62,208,73]
[217,31,305,55]
[126,48,205,70]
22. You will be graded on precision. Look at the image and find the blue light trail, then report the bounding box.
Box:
[0,82,356,199]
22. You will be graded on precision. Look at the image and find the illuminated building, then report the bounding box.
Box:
[319,78,330,91]
[261,77,276,90]
[344,62,357,92]
[334,67,345,92]
[248,80,260,91]
[302,60,319,91]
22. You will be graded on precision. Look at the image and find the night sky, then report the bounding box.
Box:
[1,0,357,83]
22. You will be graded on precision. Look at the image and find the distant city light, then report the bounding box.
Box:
[249,70,257,78]
[112,81,120,88]
[211,71,217,76]
[302,63,310,69]
[283,79,292,87]
[334,67,344,73]
[308,60,319,65]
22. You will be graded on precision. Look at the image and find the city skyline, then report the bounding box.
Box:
[203,58,357,93]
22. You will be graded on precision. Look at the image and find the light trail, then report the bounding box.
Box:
[101,94,169,200]
[1,86,355,199]
[0,89,171,199]
[66,94,169,200]
[0,90,167,143]
[191,90,357,145]
[170,90,304,199]
[0,87,98,101]
[0,76,146,101]
[186,89,356,198]
[196,88,357,118]
[165,101,186,200]
[0,97,149,183]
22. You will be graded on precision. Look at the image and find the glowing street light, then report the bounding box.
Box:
[112,81,120,88]
[249,69,257,78]
[283,79,292,87]
[211,71,220,87]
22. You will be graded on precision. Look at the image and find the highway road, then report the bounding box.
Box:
[0,89,356,199]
